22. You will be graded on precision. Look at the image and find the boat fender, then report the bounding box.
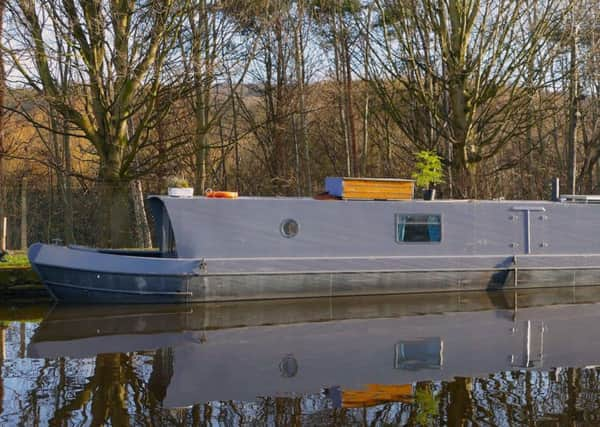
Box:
[205,189,239,199]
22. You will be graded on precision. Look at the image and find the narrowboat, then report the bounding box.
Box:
[27,177,600,303]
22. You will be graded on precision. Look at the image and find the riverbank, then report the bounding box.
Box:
[0,251,30,269]
[0,252,48,302]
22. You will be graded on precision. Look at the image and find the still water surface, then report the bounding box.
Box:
[2,289,600,425]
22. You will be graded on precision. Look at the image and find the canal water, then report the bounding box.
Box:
[2,289,600,425]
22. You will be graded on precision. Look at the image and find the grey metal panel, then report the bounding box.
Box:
[37,264,191,304]
[573,286,600,303]
[28,243,200,276]
[514,254,600,269]
[516,269,577,285]
[186,271,507,302]
[516,269,600,287]
[202,255,514,274]
[530,203,600,254]
[150,196,595,260]
[45,282,190,304]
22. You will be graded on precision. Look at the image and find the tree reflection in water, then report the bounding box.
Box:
[0,324,5,419]
[2,342,600,424]
[4,316,600,425]
[49,353,131,425]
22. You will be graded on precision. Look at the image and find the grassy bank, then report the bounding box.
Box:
[0,251,30,269]
[0,251,47,302]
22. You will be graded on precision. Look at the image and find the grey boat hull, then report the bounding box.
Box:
[27,243,600,304]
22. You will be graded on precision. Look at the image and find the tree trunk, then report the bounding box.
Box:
[98,156,132,248]
[293,116,301,195]
[273,18,288,187]
[0,326,4,360]
[451,143,470,198]
[91,353,129,425]
[567,23,579,195]
[333,28,351,176]
[293,0,311,194]
[362,89,370,177]
[0,0,5,231]
[148,348,174,405]
[62,130,75,244]
[344,39,358,177]
[194,131,208,194]
[50,111,75,245]
[219,119,227,188]
[192,72,210,194]
[1,217,5,252]
[20,178,27,250]
[19,321,25,358]
[361,5,372,177]
[130,180,151,248]
[447,377,472,426]
[232,90,241,192]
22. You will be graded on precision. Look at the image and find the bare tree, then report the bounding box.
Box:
[573,0,600,193]
[181,0,257,194]
[232,0,298,194]
[0,0,6,226]
[369,0,573,197]
[3,0,187,247]
[293,0,312,193]
[311,0,362,177]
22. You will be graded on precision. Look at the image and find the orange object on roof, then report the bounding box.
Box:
[342,384,414,408]
[205,190,239,199]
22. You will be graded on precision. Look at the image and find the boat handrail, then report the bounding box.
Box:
[560,194,600,204]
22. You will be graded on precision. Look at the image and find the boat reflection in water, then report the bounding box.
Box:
[25,288,600,414]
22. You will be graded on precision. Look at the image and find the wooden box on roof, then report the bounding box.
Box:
[325,177,415,200]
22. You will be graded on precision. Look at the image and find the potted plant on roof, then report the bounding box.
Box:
[167,177,194,197]
[412,150,444,200]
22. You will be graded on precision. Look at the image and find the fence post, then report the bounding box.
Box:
[1,216,6,251]
[20,178,27,250]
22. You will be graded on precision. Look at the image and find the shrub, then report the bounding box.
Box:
[412,150,444,189]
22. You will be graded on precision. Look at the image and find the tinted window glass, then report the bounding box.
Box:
[396,214,441,243]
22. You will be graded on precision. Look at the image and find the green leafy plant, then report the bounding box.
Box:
[411,150,445,189]
[415,386,440,426]
[167,177,190,188]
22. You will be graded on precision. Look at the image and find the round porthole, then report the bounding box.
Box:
[280,219,299,238]
[279,354,299,377]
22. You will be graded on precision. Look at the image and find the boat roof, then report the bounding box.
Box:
[149,195,563,204]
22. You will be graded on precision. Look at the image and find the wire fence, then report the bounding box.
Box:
[0,179,158,251]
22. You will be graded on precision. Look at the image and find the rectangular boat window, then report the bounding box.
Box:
[394,337,443,370]
[396,214,441,243]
